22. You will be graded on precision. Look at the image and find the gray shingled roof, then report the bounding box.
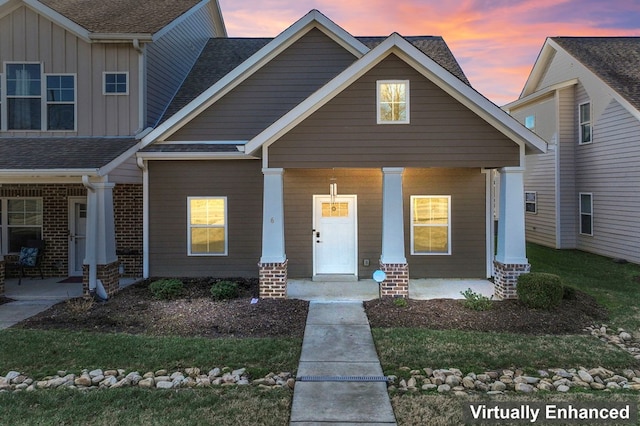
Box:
[552,37,640,111]
[160,35,470,123]
[38,0,202,34]
[0,138,138,170]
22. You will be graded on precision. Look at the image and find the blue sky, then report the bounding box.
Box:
[218,0,640,105]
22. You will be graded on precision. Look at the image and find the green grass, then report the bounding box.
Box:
[527,243,640,330]
[0,387,292,426]
[0,329,301,378]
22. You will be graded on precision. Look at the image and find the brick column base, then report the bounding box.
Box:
[259,260,288,299]
[83,261,121,298]
[493,260,530,299]
[0,259,5,297]
[379,261,409,298]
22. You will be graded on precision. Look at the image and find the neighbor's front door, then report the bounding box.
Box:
[68,197,87,276]
[313,195,357,277]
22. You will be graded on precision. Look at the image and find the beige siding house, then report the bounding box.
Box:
[0,0,225,298]
[504,37,640,264]
[139,11,546,299]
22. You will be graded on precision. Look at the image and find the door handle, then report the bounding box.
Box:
[316,232,320,238]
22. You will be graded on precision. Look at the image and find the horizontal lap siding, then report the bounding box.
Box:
[404,168,486,278]
[148,160,263,277]
[268,55,519,169]
[557,87,577,248]
[168,29,357,141]
[283,169,382,278]
[576,99,640,263]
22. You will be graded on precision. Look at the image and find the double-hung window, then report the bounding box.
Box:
[579,193,593,236]
[579,102,592,144]
[377,80,409,124]
[410,196,451,255]
[0,198,43,254]
[525,191,537,214]
[3,63,76,131]
[187,197,227,256]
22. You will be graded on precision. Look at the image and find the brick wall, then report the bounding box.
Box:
[259,260,288,299]
[0,259,4,296]
[379,261,409,298]
[82,261,120,297]
[113,184,143,278]
[493,260,530,299]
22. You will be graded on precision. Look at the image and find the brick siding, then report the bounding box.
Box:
[113,184,143,278]
[259,260,288,299]
[493,260,531,299]
[0,259,4,296]
[379,261,409,298]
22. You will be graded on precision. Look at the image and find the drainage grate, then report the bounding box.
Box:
[297,375,389,383]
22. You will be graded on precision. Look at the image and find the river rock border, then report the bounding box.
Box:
[391,323,640,395]
[0,367,294,393]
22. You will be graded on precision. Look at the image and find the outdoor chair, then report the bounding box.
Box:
[7,239,46,285]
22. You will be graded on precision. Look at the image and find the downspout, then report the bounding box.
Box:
[133,39,146,135]
[137,157,149,278]
[82,176,98,295]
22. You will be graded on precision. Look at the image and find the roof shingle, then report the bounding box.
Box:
[552,37,640,111]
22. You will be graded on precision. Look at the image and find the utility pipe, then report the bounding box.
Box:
[82,176,98,294]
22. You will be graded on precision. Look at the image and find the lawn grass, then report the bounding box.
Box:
[527,243,640,330]
[0,329,302,378]
[0,387,292,426]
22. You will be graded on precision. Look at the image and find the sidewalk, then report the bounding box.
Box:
[290,302,396,425]
[0,299,63,330]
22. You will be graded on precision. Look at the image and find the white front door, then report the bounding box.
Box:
[313,195,357,276]
[68,197,87,276]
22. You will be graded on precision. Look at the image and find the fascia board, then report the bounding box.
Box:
[136,152,258,161]
[503,79,578,111]
[152,0,211,41]
[247,32,547,156]
[0,169,99,178]
[89,33,153,42]
[98,142,142,176]
[141,9,369,148]
[520,38,556,98]
[23,0,91,42]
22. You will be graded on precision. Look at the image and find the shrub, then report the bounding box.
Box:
[460,288,493,311]
[210,280,239,300]
[516,273,564,309]
[393,297,408,308]
[149,279,184,300]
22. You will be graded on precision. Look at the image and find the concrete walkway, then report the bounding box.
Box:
[290,302,396,425]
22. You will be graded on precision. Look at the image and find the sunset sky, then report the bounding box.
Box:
[217,0,640,105]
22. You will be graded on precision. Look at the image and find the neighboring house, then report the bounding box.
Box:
[138,10,546,299]
[0,0,226,297]
[504,37,640,263]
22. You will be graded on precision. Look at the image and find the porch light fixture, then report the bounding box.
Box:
[329,179,338,204]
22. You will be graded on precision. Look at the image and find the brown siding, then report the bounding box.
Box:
[283,168,486,279]
[268,55,519,169]
[148,160,263,277]
[404,168,487,278]
[168,28,357,141]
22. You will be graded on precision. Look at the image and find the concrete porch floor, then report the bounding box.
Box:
[287,278,495,302]
[4,276,139,300]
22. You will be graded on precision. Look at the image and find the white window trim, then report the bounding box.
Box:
[0,197,44,254]
[187,196,228,256]
[3,62,42,131]
[377,80,410,124]
[103,72,129,95]
[578,101,592,145]
[410,195,451,255]
[579,192,593,236]
[45,73,77,132]
[525,191,537,214]
[0,72,3,131]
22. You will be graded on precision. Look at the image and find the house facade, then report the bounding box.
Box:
[0,0,225,297]
[138,11,546,299]
[504,37,640,263]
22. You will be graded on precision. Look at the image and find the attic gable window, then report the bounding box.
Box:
[377,80,409,124]
[103,72,128,95]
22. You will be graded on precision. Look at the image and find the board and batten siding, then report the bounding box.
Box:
[0,5,140,136]
[575,98,640,263]
[167,28,357,141]
[512,96,558,247]
[148,160,263,277]
[268,55,519,169]
[145,3,217,127]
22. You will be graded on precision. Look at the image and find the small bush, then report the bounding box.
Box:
[517,273,563,309]
[460,288,493,311]
[393,297,408,308]
[149,279,184,300]
[210,280,239,300]
[65,297,94,315]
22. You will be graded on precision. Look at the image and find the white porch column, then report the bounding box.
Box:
[380,167,409,297]
[259,168,287,299]
[495,167,527,264]
[84,181,118,298]
[494,167,530,299]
